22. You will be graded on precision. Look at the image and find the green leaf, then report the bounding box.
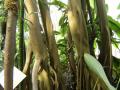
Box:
[108,16,120,38]
[60,25,68,36]
[59,15,66,26]
[84,53,116,90]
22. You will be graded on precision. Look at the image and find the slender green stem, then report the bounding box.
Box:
[19,0,25,70]
[18,0,25,90]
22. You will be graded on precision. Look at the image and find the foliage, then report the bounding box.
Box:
[55,13,68,70]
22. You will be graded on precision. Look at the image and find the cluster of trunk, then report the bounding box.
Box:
[67,0,112,90]
[2,0,113,90]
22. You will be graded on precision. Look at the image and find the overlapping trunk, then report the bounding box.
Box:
[67,30,76,89]
[38,0,65,89]
[25,0,50,89]
[38,0,59,75]
[67,30,76,75]
[96,0,112,84]
[67,0,90,90]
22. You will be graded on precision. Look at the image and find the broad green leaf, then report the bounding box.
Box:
[84,53,116,90]
[108,16,120,38]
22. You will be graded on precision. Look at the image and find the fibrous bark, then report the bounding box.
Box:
[96,0,112,84]
[67,30,76,75]
[68,0,90,90]
[4,0,18,89]
[38,0,65,89]
[25,0,50,90]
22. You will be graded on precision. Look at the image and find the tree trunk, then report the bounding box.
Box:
[68,0,90,90]
[96,0,112,84]
[4,0,18,89]
[18,0,25,89]
[25,0,50,90]
[23,43,32,74]
[38,0,66,89]
[67,30,76,89]
[67,30,76,75]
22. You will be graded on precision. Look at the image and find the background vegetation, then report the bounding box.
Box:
[0,0,120,90]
